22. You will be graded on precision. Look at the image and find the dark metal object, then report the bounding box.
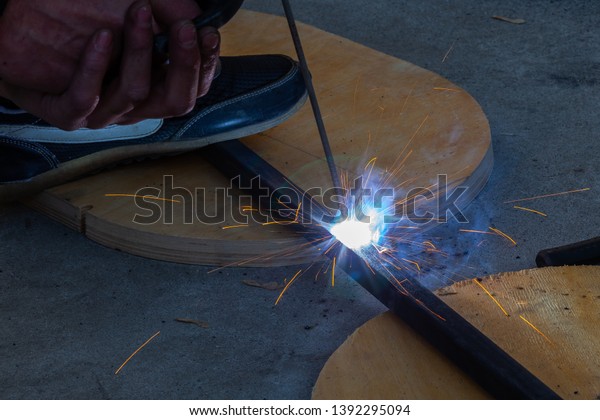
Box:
[536,237,600,267]
[205,140,561,400]
[0,0,8,16]
[281,0,343,192]
[153,0,245,54]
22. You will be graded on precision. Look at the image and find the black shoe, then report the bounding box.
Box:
[0,54,307,201]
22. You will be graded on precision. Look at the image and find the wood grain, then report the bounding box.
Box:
[26,10,492,266]
[312,266,600,399]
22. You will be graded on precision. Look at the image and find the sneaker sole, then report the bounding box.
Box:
[0,91,307,202]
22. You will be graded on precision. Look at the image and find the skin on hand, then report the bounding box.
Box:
[86,2,221,128]
[0,29,115,131]
[0,0,138,93]
[0,0,221,129]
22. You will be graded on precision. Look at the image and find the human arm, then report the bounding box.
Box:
[0,0,220,129]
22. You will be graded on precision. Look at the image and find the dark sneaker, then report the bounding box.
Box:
[0,54,307,201]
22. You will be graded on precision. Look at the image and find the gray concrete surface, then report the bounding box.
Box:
[1,0,598,399]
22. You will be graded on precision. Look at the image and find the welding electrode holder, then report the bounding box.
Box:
[153,0,245,55]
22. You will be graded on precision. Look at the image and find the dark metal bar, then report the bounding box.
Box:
[536,236,600,267]
[205,140,561,399]
[281,0,343,192]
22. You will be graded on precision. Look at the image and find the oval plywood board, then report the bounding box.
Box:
[26,10,492,267]
[312,266,600,400]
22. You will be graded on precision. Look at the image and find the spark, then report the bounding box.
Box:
[364,158,378,189]
[504,187,590,204]
[373,103,387,143]
[372,243,388,254]
[423,241,437,250]
[489,227,517,246]
[221,224,249,230]
[275,198,294,211]
[460,229,497,236]
[105,194,180,203]
[206,235,330,273]
[415,297,446,321]
[399,86,414,115]
[323,240,339,255]
[365,157,377,171]
[519,315,552,343]
[442,40,456,63]
[474,279,510,317]
[380,264,409,296]
[259,203,303,227]
[513,205,547,217]
[261,221,285,226]
[394,173,418,189]
[385,115,428,184]
[402,258,421,272]
[115,331,160,375]
[433,87,461,92]
[331,257,336,287]
[294,203,302,222]
[385,149,414,184]
[461,227,517,246]
[381,254,404,271]
[275,270,303,305]
[352,76,361,120]
[314,266,323,281]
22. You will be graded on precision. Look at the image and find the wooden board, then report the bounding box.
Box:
[312,266,600,400]
[26,10,492,267]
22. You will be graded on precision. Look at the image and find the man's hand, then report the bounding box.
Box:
[0,0,138,93]
[86,1,221,128]
[0,0,221,129]
[0,29,115,131]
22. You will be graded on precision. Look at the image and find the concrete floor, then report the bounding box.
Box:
[1,0,598,399]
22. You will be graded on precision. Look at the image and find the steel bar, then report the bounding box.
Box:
[205,140,561,399]
[536,236,600,267]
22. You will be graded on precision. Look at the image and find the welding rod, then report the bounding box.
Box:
[281,0,343,192]
[205,140,561,400]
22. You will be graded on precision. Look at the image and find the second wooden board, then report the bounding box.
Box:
[312,266,600,399]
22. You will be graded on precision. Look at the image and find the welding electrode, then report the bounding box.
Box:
[281,0,343,193]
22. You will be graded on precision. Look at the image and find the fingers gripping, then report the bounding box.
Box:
[0,30,113,131]
[52,30,113,130]
[86,1,154,128]
[198,26,220,97]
